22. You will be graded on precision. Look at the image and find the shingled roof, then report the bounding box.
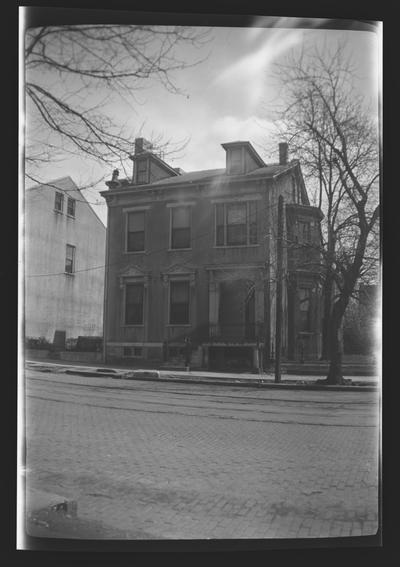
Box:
[141,162,298,188]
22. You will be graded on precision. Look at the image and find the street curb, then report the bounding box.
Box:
[60,367,378,392]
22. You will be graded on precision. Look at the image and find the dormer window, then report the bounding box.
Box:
[222,141,265,176]
[229,148,243,175]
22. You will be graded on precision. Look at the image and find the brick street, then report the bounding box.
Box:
[23,368,380,540]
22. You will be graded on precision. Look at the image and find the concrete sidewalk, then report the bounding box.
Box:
[25,359,379,392]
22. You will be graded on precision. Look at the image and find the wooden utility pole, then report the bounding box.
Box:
[274,195,284,383]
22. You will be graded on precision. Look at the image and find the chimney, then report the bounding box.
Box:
[134,137,153,155]
[279,142,288,165]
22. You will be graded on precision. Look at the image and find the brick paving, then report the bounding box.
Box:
[23,369,380,540]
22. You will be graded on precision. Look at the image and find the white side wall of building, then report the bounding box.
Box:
[24,178,106,341]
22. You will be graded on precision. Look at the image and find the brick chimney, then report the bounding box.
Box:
[279,142,288,165]
[134,137,153,155]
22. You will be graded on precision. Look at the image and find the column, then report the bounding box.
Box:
[255,270,265,334]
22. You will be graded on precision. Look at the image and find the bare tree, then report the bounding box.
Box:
[272,41,380,384]
[24,24,210,183]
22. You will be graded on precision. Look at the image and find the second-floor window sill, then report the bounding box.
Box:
[168,248,192,252]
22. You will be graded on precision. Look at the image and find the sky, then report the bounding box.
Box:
[22,17,381,226]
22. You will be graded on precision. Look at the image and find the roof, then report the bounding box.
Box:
[26,175,79,192]
[26,176,106,228]
[129,162,298,189]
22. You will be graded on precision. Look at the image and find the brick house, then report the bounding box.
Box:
[101,139,323,370]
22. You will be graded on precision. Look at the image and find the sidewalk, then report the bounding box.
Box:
[25,358,379,392]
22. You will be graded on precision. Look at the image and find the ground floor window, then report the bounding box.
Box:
[170,280,190,324]
[125,283,144,325]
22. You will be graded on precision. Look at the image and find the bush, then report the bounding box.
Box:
[25,336,51,349]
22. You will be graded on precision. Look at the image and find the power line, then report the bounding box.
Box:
[26,201,280,278]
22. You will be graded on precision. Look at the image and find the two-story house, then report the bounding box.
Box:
[101,139,323,370]
[24,176,106,345]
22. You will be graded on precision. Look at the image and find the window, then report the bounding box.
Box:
[170,281,190,324]
[136,159,148,184]
[171,206,191,249]
[215,201,258,246]
[292,178,297,203]
[65,244,75,274]
[127,211,145,252]
[299,288,311,331]
[125,283,144,325]
[67,197,76,217]
[123,346,143,357]
[298,221,311,243]
[54,191,64,213]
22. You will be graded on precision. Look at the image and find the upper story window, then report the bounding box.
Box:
[125,283,144,325]
[65,244,75,274]
[136,159,148,184]
[127,211,145,252]
[54,191,64,213]
[292,178,297,203]
[298,221,311,243]
[215,201,258,246]
[67,197,76,217]
[171,206,191,249]
[169,280,190,324]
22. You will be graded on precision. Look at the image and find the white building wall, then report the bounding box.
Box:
[24,177,106,341]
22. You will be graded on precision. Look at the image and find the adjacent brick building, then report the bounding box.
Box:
[101,139,323,370]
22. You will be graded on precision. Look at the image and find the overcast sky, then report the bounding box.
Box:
[24,19,381,225]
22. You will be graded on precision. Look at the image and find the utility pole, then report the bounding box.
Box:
[275,194,284,383]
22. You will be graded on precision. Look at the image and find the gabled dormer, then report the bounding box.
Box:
[221,141,265,175]
[129,137,180,185]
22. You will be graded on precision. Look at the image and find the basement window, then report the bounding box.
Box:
[123,346,143,357]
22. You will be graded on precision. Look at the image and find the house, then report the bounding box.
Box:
[101,139,323,370]
[24,176,106,345]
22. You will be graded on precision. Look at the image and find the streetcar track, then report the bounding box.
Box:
[26,385,374,420]
[25,373,378,408]
[26,392,378,428]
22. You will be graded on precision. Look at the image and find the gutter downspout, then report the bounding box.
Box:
[102,200,110,365]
